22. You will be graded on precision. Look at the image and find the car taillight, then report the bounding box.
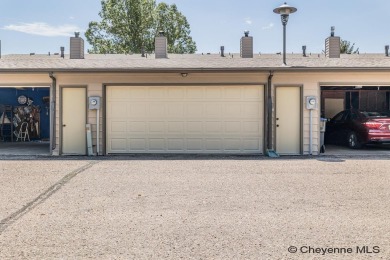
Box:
[363,121,382,129]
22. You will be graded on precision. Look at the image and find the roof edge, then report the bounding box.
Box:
[2,67,390,73]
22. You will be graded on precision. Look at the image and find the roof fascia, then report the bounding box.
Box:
[1,67,390,73]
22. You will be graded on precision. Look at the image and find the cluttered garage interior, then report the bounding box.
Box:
[0,86,51,155]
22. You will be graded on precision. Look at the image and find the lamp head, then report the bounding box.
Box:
[273,2,297,15]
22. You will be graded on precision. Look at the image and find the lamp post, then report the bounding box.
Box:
[273,2,297,65]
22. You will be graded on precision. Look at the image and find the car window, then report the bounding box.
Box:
[350,111,359,120]
[332,111,346,122]
[344,112,351,121]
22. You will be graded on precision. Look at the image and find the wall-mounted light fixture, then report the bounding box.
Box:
[181,73,188,77]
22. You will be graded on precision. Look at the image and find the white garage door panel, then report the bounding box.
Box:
[107,85,264,154]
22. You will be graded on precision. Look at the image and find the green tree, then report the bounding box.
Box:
[155,3,196,54]
[85,0,196,54]
[340,39,359,54]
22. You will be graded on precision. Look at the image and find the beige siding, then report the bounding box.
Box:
[0,74,51,85]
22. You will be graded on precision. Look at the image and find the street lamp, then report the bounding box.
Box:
[273,2,297,65]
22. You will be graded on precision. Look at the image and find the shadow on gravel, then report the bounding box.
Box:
[316,157,346,163]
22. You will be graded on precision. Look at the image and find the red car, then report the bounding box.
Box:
[325,109,390,149]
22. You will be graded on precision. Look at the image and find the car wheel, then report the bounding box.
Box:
[347,132,361,149]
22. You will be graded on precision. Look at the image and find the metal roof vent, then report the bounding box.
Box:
[331,26,335,37]
[155,31,167,59]
[70,32,84,59]
[240,30,253,58]
[220,46,225,57]
[302,45,307,57]
[60,46,65,58]
[325,26,340,58]
[385,45,389,57]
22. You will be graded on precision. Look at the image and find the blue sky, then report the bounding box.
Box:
[1,0,390,55]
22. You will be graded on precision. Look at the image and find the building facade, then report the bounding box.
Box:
[1,35,390,156]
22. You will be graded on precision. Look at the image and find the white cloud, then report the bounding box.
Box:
[2,22,81,37]
[245,18,253,25]
[69,16,75,20]
[262,23,274,30]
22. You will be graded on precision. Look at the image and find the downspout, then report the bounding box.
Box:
[265,71,279,157]
[49,72,56,154]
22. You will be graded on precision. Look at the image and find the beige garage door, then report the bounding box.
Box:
[106,85,264,154]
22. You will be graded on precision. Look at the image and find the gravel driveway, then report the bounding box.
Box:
[0,156,389,259]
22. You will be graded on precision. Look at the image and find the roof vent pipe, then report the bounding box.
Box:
[302,45,307,57]
[240,31,253,58]
[220,46,225,57]
[60,47,65,58]
[155,31,167,59]
[141,46,145,57]
[385,45,389,57]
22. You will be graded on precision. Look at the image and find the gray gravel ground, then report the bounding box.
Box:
[0,156,389,259]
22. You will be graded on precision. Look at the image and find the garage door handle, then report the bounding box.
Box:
[62,124,66,127]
